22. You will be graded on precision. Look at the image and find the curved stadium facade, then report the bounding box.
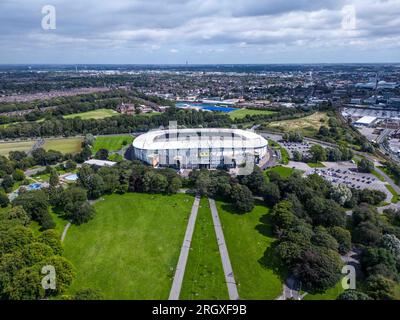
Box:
[132,128,269,169]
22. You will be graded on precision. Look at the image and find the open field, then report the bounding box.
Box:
[43,137,83,154]
[229,109,276,120]
[0,140,36,157]
[303,281,344,300]
[266,112,329,136]
[63,193,193,299]
[64,108,119,120]
[180,198,228,300]
[266,166,296,178]
[92,135,134,154]
[216,200,284,299]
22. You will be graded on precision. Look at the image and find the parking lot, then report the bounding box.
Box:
[287,161,392,202]
[281,141,313,158]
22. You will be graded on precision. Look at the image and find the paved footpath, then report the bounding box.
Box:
[209,198,240,300]
[169,195,201,300]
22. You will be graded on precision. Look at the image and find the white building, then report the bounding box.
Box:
[132,128,269,169]
[353,116,378,127]
[84,159,117,167]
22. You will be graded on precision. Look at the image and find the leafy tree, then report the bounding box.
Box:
[230,184,254,213]
[329,227,352,254]
[263,182,281,207]
[70,202,95,225]
[306,197,346,228]
[327,148,343,162]
[293,247,342,292]
[37,230,63,255]
[73,288,104,300]
[330,184,352,206]
[271,200,297,233]
[0,225,34,256]
[168,176,182,194]
[337,290,372,300]
[1,175,14,193]
[361,247,398,280]
[5,266,45,300]
[194,171,211,196]
[309,145,327,163]
[49,170,59,188]
[381,234,400,263]
[292,150,302,162]
[2,206,30,226]
[143,171,168,194]
[365,275,396,300]
[0,192,9,208]
[64,160,77,171]
[95,148,109,160]
[276,241,303,266]
[352,221,382,246]
[12,169,25,182]
[13,190,54,229]
[239,166,265,195]
[21,242,54,266]
[311,226,339,252]
[357,158,374,173]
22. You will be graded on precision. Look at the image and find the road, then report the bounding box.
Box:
[169,195,201,300]
[208,198,240,300]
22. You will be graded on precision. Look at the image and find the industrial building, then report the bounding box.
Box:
[353,116,378,127]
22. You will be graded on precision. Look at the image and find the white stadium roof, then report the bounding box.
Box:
[132,128,268,150]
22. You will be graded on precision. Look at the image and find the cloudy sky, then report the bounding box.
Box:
[0,0,399,64]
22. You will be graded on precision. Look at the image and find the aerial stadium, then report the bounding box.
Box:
[132,128,269,169]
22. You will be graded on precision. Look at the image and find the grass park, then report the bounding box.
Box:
[63,193,194,299]
[229,108,276,120]
[43,137,83,154]
[180,198,228,300]
[63,108,119,120]
[0,140,36,157]
[266,112,329,137]
[217,200,283,299]
[91,135,134,154]
[266,166,296,179]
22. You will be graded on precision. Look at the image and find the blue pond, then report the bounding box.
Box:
[176,102,236,113]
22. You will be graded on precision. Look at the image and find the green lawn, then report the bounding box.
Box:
[43,137,83,154]
[371,169,385,182]
[303,281,344,300]
[266,166,296,178]
[216,201,284,299]
[63,193,194,299]
[229,109,276,120]
[64,109,119,120]
[180,198,228,300]
[385,184,399,204]
[307,162,326,168]
[0,140,36,157]
[92,135,134,154]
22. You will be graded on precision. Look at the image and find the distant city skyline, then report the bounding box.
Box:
[0,0,400,64]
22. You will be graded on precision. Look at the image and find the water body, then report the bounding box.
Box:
[176,102,236,113]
